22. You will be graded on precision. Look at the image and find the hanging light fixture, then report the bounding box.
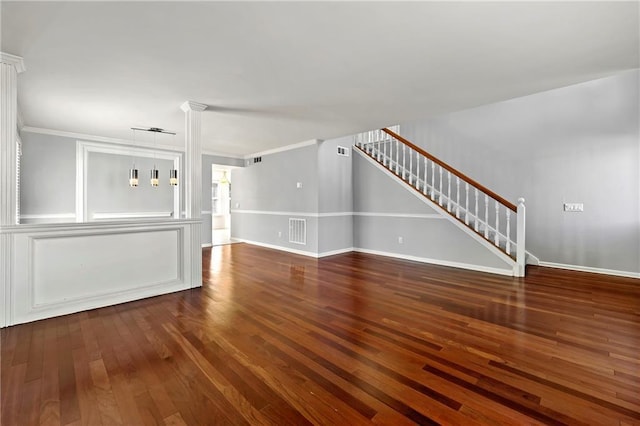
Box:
[150,131,159,187]
[169,133,178,186]
[220,170,229,184]
[129,127,176,187]
[129,129,139,187]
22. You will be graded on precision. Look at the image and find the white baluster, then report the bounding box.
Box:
[409,148,413,184]
[383,137,387,166]
[423,158,428,195]
[494,201,500,246]
[484,195,489,238]
[465,183,469,225]
[377,139,381,161]
[402,145,406,179]
[506,209,511,255]
[395,140,399,174]
[415,152,419,189]
[447,171,452,211]
[474,189,479,231]
[438,167,443,206]
[455,177,460,218]
[431,160,435,199]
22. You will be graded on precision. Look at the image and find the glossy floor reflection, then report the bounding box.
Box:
[2,243,639,425]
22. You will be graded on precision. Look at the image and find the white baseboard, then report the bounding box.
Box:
[233,240,518,276]
[234,239,319,258]
[353,247,514,276]
[234,239,353,259]
[538,261,640,279]
[318,247,355,258]
[201,243,213,248]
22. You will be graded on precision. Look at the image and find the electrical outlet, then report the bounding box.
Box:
[278,231,282,238]
[564,203,584,212]
[398,236,403,244]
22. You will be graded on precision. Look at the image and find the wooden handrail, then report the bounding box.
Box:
[381,128,517,212]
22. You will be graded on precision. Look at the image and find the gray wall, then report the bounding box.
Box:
[20,132,76,218]
[400,70,640,273]
[352,153,512,271]
[87,152,174,218]
[231,143,320,253]
[230,137,357,256]
[318,136,353,254]
[19,132,242,241]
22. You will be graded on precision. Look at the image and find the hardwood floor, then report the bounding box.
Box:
[2,243,639,425]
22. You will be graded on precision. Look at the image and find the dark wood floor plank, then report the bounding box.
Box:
[2,243,640,425]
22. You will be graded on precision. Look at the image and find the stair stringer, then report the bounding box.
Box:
[354,147,519,275]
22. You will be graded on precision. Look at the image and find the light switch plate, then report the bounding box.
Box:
[564,203,584,212]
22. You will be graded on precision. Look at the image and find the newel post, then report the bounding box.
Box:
[515,197,526,277]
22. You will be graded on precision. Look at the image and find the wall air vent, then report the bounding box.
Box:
[253,156,262,163]
[288,218,306,245]
[337,146,349,157]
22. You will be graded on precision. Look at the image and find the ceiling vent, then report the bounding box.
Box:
[337,146,349,156]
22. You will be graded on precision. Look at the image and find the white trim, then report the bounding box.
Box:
[92,211,173,220]
[1,218,200,235]
[231,209,337,218]
[244,139,319,160]
[354,148,515,268]
[22,126,183,152]
[201,211,212,215]
[180,101,208,112]
[234,239,318,258]
[538,261,640,279]
[354,248,514,277]
[353,212,444,219]
[201,243,213,248]
[230,210,447,219]
[75,140,182,222]
[0,52,25,73]
[202,150,244,159]
[19,213,76,220]
[318,247,354,258]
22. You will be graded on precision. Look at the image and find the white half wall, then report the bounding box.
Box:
[2,219,199,326]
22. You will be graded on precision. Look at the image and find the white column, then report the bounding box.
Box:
[1,52,25,328]
[180,100,207,288]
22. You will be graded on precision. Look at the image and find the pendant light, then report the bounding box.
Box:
[129,129,139,187]
[150,131,159,187]
[169,133,178,186]
[220,170,229,184]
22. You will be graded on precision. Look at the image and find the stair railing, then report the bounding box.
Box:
[354,127,526,276]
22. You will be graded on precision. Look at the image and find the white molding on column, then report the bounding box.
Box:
[181,100,207,288]
[0,52,24,328]
[0,52,25,73]
[180,101,208,113]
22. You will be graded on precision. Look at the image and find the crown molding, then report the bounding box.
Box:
[0,52,25,73]
[21,126,183,152]
[244,139,320,160]
[201,150,244,159]
[180,101,208,112]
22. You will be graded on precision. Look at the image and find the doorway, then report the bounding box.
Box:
[211,166,233,245]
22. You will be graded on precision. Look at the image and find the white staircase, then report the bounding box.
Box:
[354,127,527,277]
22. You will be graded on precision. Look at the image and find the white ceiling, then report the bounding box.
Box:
[2,1,638,157]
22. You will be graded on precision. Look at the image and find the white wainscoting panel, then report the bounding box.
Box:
[5,219,198,326]
[31,230,180,306]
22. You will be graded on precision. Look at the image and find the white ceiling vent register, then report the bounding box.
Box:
[337,146,349,157]
[288,218,307,245]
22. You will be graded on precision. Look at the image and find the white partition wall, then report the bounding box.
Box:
[3,220,198,325]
